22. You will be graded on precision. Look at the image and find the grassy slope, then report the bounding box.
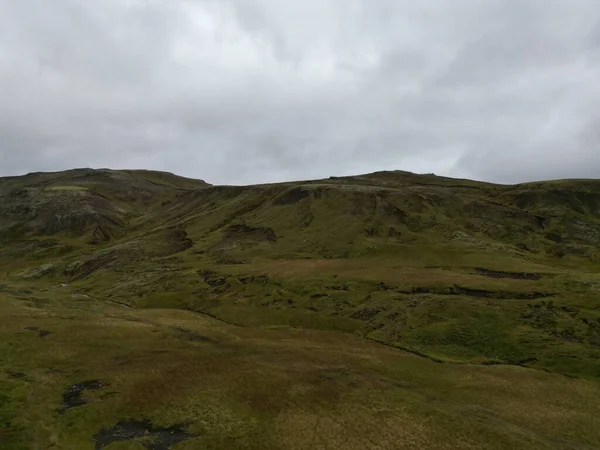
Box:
[2,288,600,449]
[1,168,600,448]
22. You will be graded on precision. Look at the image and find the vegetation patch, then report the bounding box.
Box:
[44,185,89,191]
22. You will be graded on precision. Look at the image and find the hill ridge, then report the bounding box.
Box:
[1,167,600,378]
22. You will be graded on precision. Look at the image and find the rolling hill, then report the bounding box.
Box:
[2,168,600,449]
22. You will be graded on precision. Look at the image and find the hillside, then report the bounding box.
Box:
[2,168,600,449]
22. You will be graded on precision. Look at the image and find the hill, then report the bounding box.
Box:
[1,168,600,449]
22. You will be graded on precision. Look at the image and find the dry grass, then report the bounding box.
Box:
[238,258,546,290]
[2,290,600,449]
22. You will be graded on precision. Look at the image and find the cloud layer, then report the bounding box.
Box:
[1,0,599,184]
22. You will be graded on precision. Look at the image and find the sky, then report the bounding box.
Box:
[0,0,599,185]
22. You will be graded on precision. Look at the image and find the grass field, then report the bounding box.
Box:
[2,286,600,449]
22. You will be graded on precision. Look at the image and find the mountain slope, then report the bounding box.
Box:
[0,168,208,263]
[2,168,600,376]
[2,168,600,449]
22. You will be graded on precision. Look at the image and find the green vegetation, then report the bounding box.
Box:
[44,185,89,191]
[1,168,600,448]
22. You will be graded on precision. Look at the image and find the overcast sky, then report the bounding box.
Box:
[1,0,599,185]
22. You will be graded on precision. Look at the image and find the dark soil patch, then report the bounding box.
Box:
[93,419,197,450]
[163,227,194,254]
[186,333,217,343]
[60,380,105,413]
[273,187,310,205]
[382,202,408,224]
[171,326,219,344]
[24,327,52,337]
[545,232,563,243]
[351,307,382,321]
[393,344,445,364]
[328,284,349,291]
[475,268,542,280]
[6,369,26,379]
[209,208,261,233]
[224,224,276,242]
[238,275,271,285]
[515,357,538,367]
[198,270,230,292]
[398,285,554,300]
[198,270,225,285]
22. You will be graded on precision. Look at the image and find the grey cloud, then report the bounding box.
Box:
[0,0,599,185]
